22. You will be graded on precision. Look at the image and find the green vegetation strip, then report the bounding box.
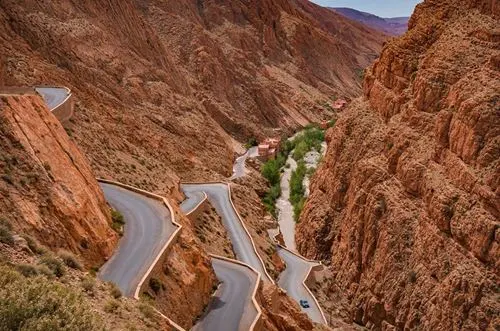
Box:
[290,161,306,222]
[111,209,125,235]
[261,124,327,221]
[261,141,293,217]
[291,126,325,161]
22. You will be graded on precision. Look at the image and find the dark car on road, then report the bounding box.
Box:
[299,300,310,308]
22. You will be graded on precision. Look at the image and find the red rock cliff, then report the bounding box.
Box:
[0,94,117,266]
[297,0,499,329]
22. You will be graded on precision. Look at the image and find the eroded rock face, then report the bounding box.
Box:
[258,282,317,331]
[0,94,117,266]
[297,0,499,329]
[150,210,217,329]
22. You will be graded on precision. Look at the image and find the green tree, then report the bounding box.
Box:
[293,140,309,161]
[261,159,280,186]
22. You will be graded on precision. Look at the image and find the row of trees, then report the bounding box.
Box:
[261,141,294,216]
[261,124,326,220]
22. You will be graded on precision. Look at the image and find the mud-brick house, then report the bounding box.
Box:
[258,138,280,160]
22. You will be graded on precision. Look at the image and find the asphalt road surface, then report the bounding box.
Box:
[193,257,258,331]
[35,87,69,111]
[277,247,325,324]
[229,147,258,180]
[180,190,205,214]
[181,183,271,282]
[98,183,177,297]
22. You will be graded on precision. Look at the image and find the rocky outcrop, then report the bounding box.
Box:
[297,0,499,329]
[149,219,216,329]
[0,94,117,266]
[231,169,285,280]
[258,282,319,331]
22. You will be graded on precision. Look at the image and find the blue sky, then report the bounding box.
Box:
[309,0,422,17]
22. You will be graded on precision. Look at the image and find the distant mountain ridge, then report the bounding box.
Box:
[330,7,409,36]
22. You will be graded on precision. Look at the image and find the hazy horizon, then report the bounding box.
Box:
[309,0,422,18]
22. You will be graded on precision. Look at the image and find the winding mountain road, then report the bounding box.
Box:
[98,183,177,297]
[180,190,206,214]
[97,143,325,328]
[35,87,69,111]
[193,258,258,331]
[181,183,271,283]
[182,184,260,331]
[229,147,258,180]
[38,86,320,329]
[186,144,327,327]
[277,247,326,325]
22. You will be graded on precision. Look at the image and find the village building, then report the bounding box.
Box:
[258,137,280,160]
[332,99,347,110]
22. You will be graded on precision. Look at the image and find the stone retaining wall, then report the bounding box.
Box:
[0,86,74,123]
[185,193,209,222]
[51,92,74,123]
[209,254,264,331]
[304,264,323,288]
[36,86,74,123]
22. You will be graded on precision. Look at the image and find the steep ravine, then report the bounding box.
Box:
[296,0,499,329]
[248,129,330,325]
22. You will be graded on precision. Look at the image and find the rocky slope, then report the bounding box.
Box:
[258,282,328,331]
[147,204,217,329]
[297,0,499,329]
[0,0,384,197]
[0,92,216,329]
[0,228,170,330]
[232,166,286,280]
[0,94,117,267]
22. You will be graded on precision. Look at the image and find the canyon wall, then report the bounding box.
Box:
[0,0,384,196]
[297,0,499,329]
[0,94,117,266]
